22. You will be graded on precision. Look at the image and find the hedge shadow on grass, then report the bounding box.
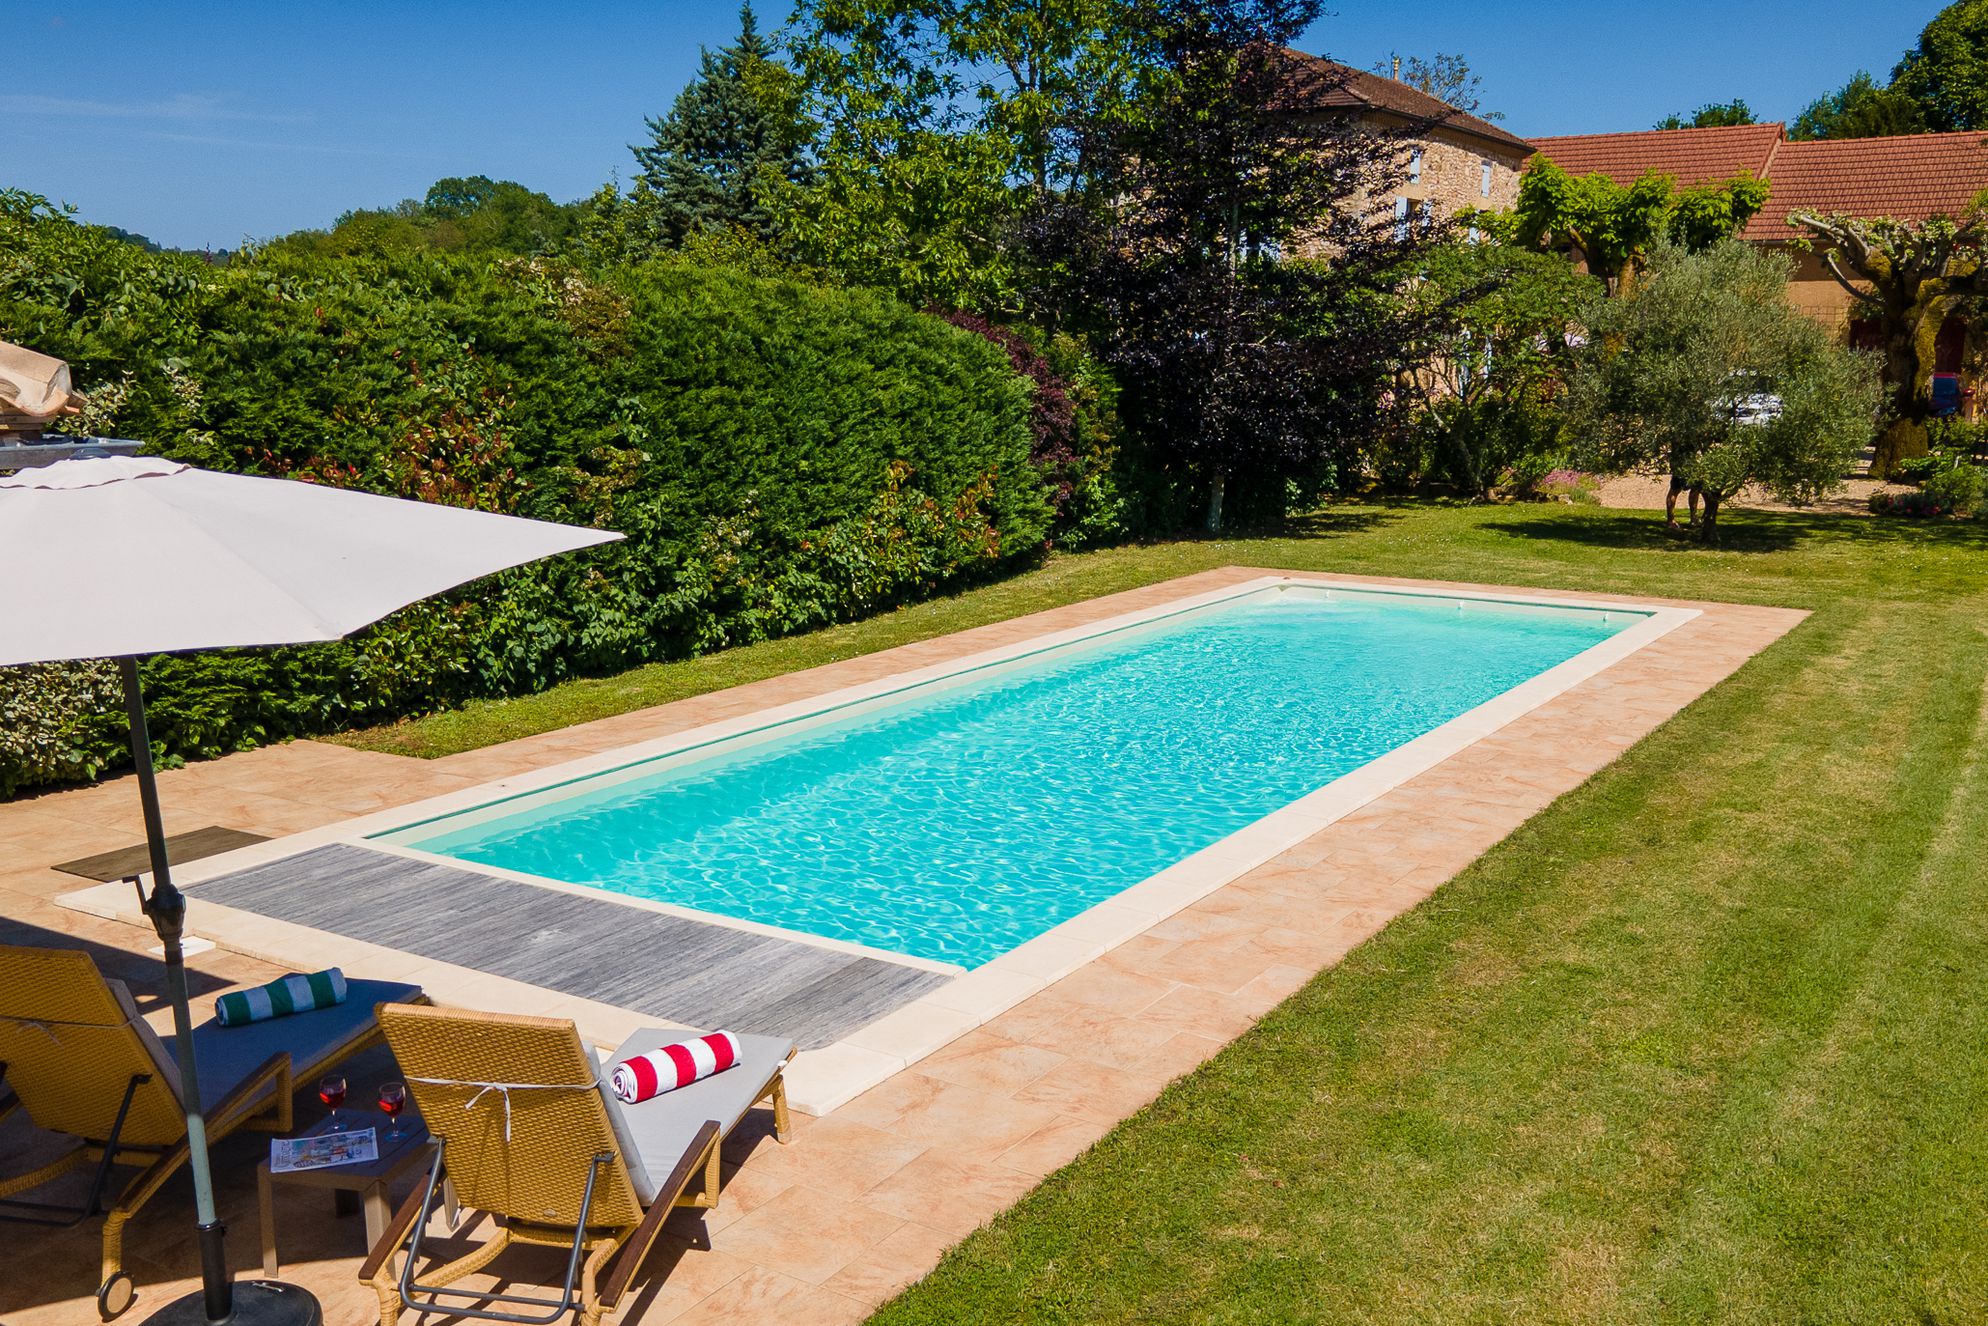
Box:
[1474,507,1967,556]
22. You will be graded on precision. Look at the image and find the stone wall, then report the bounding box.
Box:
[1397,126,1527,218]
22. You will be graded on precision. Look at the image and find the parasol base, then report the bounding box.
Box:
[139,1280,321,1326]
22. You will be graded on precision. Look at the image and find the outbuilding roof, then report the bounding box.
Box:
[1740,131,1988,240]
[1526,123,1988,242]
[1527,122,1784,187]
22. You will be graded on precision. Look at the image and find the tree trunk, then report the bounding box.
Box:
[1872,315,1934,477]
[1206,470,1226,533]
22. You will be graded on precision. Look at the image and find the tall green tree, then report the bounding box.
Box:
[792,0,1148,197]
[1653,99,1757,130]
[1892,0,1988,131]
[1563,239,1880,541]
[1791,72,1928,140]
[1791,208,1988,475]
[631,5,813,246]
[786,0,1152,308]
[1515,157,1770,293]
[1026,0,1447,530]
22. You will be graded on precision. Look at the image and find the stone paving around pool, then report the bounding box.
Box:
[0,567,1804,1324]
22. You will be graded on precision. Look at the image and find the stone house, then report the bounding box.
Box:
[1527,122,1988,418]
[1274,52,1536,238]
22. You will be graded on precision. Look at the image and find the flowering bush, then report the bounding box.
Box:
[1870,463,1986,518]
[1529,468,1602,505]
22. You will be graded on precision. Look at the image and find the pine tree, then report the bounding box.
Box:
[631,5,812,245]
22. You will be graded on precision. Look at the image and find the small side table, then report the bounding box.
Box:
[256,1109,450,1276]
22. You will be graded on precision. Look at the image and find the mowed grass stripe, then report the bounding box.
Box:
[1628,612,1988,1324]
[868,599,1988,1324]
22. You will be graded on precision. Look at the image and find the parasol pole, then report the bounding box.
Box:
[119,656,232,1320]
[120,658,321,1325]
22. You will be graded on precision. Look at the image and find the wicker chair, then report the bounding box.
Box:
[363,1004,794,1326]
[0,944,420,1319]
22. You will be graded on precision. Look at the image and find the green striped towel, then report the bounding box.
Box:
[215,969,347,1026]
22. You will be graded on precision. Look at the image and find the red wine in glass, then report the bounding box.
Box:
[318,1074,347,1132]
[378,1081,407,1141]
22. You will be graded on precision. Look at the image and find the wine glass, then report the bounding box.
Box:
[318,1074,347,1132]
[377,1081,407,1141]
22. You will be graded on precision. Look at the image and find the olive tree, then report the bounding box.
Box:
[1790,208,1985,475]
[1562,239,1881,541]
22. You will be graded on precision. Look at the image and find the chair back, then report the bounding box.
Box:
[378,1003,644,1230]
[0,945,187,1146]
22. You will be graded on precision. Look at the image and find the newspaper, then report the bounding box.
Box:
[270,1127,378,1173]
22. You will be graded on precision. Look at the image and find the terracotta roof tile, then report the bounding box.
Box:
[1275,50,1534,156]
[1526,124,1988,243]
[1527,123,1783,187]
[1741,131,1988,240]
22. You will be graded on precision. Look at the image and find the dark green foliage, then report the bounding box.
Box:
[1790,72,1929,141]
[1892,0,1988,131]
[938,311,1126,545]
[630,5,813,247]
[1653,99,1757,130]
[0,197,1050,793]
[1023,1,1444,532]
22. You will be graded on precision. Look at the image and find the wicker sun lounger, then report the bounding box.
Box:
[363,1004,794,1326]
[0,944,422,1319]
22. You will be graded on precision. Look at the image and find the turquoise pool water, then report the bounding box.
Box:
[391,587,1636,967]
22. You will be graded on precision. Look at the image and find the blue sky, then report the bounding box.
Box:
[4,1,1937,251]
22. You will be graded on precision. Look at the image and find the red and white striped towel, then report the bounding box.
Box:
[610,1031,741,1104]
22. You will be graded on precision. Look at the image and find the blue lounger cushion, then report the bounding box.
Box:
[597,1028,795,1205]
[173,978,421,1113]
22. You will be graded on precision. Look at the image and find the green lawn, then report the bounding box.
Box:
[345,501,1988,1322]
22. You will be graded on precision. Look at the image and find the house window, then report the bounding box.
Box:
[1480,162,1494,197]
[1410,149,1423,183]
[1467,224,1481,244]
[1394,195,1410,240]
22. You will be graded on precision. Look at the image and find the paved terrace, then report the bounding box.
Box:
[0,567,1804,1324]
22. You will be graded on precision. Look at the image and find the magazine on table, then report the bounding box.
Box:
[270,1127,378,1173]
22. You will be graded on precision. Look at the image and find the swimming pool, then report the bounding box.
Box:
[378,583,1655,969]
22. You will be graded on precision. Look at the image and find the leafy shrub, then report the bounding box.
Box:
[1923,462,1987,515]
[1868,464,1986,518]
[937,311,1125,547]
[0,201,1052,795]
[1440,393,1569,499]
[1927,416,1988,460]
[1893,452,1948,483]
[1530,468,1602,505]
[0,663,126,799]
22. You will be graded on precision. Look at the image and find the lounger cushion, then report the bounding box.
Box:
[167,979,421,1114]
[598,1029,794,1205]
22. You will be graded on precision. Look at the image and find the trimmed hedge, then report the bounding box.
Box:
[0,197,1061,796]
